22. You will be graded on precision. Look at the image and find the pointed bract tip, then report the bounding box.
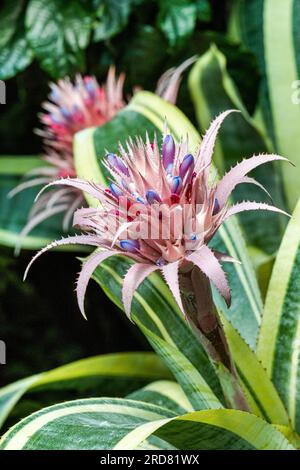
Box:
[80,309,88,321]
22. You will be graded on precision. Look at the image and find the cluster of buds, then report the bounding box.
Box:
[37,68,125,159]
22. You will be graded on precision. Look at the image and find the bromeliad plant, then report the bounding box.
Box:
[1,101,300,449]
[8,113,290,421]
[2,1,300,451]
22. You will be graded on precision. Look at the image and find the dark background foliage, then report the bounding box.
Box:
[0,0,260,386]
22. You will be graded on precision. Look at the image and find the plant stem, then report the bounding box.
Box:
[179,265,250,412]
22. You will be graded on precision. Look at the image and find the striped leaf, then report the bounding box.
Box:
[94,250,291,427]
[127,380,193,414]
[0,398,294,450]
[151,410,295,450]
[257,198,300,432]
[74,90,263,348]
[93,256,225,410]
[188,45,287,254]
[229,0,300,210]
[137,322,223,411]
[220,314,289,426]
[0,398,175,450]
[0,156,71,250]
[0,352,171,430]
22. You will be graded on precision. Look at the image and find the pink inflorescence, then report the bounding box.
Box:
[38,68,125,159]
[9,68,126,253]
[24,111,289,318]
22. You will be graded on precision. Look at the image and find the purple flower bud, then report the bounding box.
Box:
[162,135,175,169]
[146,190,162,204]
[136,196,146,204]
[107,153,117,167]
[189,233,198,241]
[71,105,83,123]
[50,89,60,102]
[61,107,72,119]
[109,183,123,198]
[213,198,220,215]
[72,104,79,112]
[50,114,62,124]
[156,257,167,266]
[106,153,129,177]
[179,154,194,180]
[166,163,173,175]
[121,179,129,190]
[84,79,96,97]
[115,157,129,177]
[170,176,182,194]
[120,239,140,252]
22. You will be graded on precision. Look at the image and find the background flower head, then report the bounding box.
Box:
[10,59,196,254]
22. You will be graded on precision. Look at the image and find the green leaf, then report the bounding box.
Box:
[25,0,92,78]
[93,0,131,42]
[152,410,295,450]
[0,352,171,430]
[0,156,69,250]
[93,255,225,410]
[274,424,300,449]
[247,246,275,299]
[196,0,211,22]
[229,0,300,210]
[127,380,193,414]
[0,0,33,79]
[1,399,294,450]
[0,397,175,450]
[257,198,300,433]
[0,375,41,432]
[188,45,287,254]
[220,314,289,426]
[0,0,22,49]
[157,0,197,47]
[120,25,168,91]
[137,322,223,411]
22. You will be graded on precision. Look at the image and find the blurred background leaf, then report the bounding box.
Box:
[228,0,300,210]
[157,0,197,48]
[0,0,33,80]
[93,0,132,42]
[188,45,287,254]
[25,0,93,78]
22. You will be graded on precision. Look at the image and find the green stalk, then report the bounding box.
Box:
[179,266,250,412]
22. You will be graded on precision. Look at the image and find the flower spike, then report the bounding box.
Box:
[25,113,289,320]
